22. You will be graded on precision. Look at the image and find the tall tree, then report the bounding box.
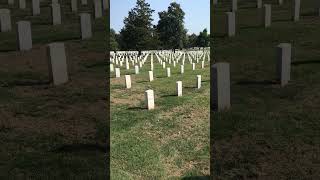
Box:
[156,2,186,50]
[197,28,209,47]
[120,0,155,51]
[110,28,119,51]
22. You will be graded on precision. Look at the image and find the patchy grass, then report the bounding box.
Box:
[111,54,210,179]
[212,0,320,179]
[0,0,107,179]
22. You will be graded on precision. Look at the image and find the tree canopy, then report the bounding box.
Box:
[113,0,209,51]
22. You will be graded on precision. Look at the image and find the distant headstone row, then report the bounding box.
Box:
[110,49,210,110]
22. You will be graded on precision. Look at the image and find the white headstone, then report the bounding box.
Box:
[51,3,61,25]
[125,75,131,89]
[226,12,236,37]
[19,0,26,9]
[32,0,40,15]
[149,71,154,82]
[212,63,230,111]
[80,13,92,40]
[47,43,69,85]
[71,0,78,12]
[197,75,201,89]
[145,89,155,110]
[263,4,271,28]
[94,0,103,19]
[276,43,291,86]
[293,0,300,22]
[115,68,120,78]
[110,64,114,72]
[0,9,11,32]
[135,65,139,74]
[17,21,32,51]
[176,81,182,96]
[166,67,171,77]
[180,65,184,74]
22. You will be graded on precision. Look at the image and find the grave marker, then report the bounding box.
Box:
[212,63,230,111]
[17,21,32,51]
[47,43,69,85]
[145,90,155,110]
[276,43,291,86]
[0,9,11,32]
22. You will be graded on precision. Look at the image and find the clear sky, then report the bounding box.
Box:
[110,0,210,35]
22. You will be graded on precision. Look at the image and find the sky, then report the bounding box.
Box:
[110,0,210,35]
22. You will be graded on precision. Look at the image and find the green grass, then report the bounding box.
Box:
[0,0,107,179]
[111,54,210,179]
[212,0,320,179]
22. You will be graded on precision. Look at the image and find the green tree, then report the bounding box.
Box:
[156,2,186,50]
[110,28,119,51]
[120,0,155,51]
[187,33,198,48]
[197,28,209,47]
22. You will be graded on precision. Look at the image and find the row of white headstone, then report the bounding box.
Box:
[5,0,107,13]
[0,10,95,51]
[224,0,318,37]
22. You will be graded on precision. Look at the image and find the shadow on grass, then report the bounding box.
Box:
[127,106,146,111]
[184,86,196,89]
[2,80,51,87]
[235,80,278,85]
[51,143,106,153]
[182,176,210,180]
[292,60,320,66]
[273,18,292,23]
[239,25,261,30]
[160,94,176,98]
[136,80,149,83]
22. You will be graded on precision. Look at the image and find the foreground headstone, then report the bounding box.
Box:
[293,0,300,22]
[32,0,40,15]
[197,75,201,89]
[80,13,92,39]
[226,12,235,37]
[212,63,230,111]
[149,71,154,82]
[145,90,155,110]
[125,75,131,89]
[176,81,182,96]
[93,0,102,18]
[276,43,291,86]
[17,21,32,51]
[0,9,11,32]
[47,43,69,85]
[263,4,271,28]
[51,3,61,25]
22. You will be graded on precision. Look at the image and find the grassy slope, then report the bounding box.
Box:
[111,54,210,179]
[0,0,107,179]
[212,0,320,179]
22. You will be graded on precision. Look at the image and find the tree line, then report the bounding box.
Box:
[110,0,210,51]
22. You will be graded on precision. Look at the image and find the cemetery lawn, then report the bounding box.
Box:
[111,54,210,179]
[212,0,320,179]
[0,0,107,179]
